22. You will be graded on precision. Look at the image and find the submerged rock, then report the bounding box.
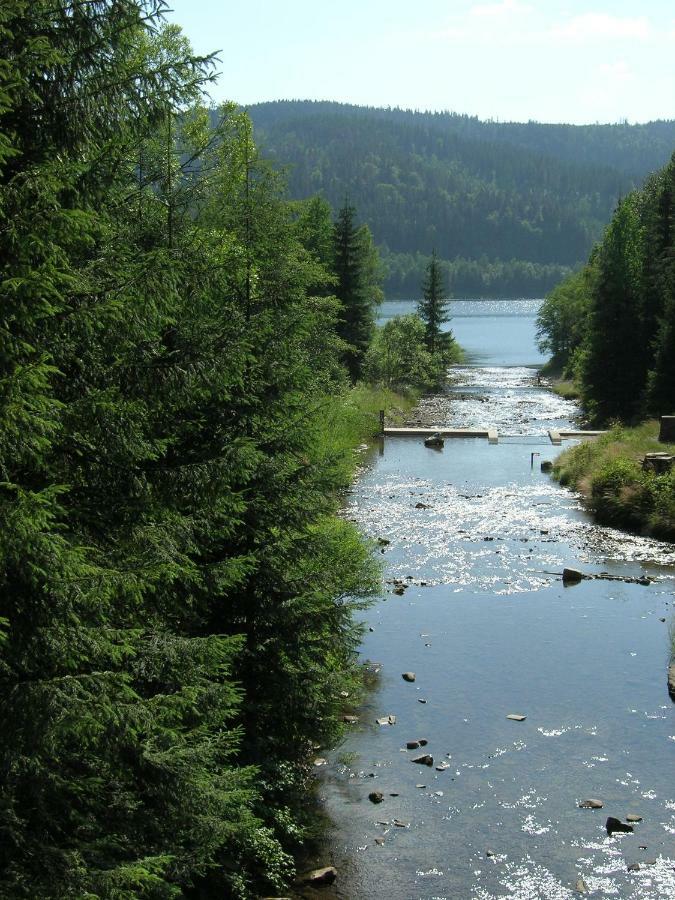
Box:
[376,714,397,726]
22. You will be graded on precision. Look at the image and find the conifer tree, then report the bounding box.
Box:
[333,200,382,380]
[581,195,646,422]
[418,249,452,355]
[644,154,675,414]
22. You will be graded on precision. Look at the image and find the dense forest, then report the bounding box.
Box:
[0,4,461,898]
[247,101,675,297]
[536,151,675,424]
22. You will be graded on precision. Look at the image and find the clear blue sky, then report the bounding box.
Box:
[164,0,674,124]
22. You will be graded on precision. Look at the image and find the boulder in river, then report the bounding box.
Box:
[402,672,416,682]
[579,799,603,809]
[406,740,420,749]
[562,567,584,585]
[368,791,384,804]
[506,713,527,722]
[343,715,359,724]
[606,816,634,835]
[626,814,643,822]
[411,754,434,766]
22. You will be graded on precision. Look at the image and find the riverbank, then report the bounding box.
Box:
[553,421,675,541]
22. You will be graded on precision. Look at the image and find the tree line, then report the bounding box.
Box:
[536,151,675,423]
[0,4,459,897]
[246,101,675,298]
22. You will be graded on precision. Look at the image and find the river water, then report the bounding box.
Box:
[310,300,675,900]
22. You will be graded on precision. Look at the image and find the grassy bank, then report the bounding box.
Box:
[315,383,415,487]
[551,379,581,400]
[553,421,675,541]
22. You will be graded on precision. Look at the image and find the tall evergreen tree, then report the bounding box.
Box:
[333,200,381,380]
[418,249,451,354]
[581,195,646,423]
[645,153,675,414]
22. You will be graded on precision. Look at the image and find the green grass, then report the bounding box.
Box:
[553,421,675,540]
[551,380,580,400]
[311,383,415,487]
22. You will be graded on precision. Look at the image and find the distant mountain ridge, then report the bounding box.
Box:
[246,101,675,297]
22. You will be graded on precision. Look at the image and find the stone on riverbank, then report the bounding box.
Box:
[303,866,337,885]
[668,663,675,701]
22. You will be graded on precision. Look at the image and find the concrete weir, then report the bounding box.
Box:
[383,427,499,444]
[548,429,606,444]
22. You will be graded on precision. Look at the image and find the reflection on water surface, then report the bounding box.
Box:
[314,301,674,900]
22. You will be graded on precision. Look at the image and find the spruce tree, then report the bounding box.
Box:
[418,249,452,355]
[581,195,646,423]
[645,154,675,414]
[333,200,381,380]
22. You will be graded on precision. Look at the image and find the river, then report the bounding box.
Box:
[309,300,675,900]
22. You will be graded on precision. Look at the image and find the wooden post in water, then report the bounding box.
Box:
[659,416,675,443]
[379,409,385,434]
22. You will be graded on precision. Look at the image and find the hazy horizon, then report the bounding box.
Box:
[236,97,673,127]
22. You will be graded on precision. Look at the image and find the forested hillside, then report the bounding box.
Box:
[247,101,675,297]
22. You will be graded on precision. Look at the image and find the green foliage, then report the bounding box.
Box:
[536,266,593,374]
[364,314,456,393]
